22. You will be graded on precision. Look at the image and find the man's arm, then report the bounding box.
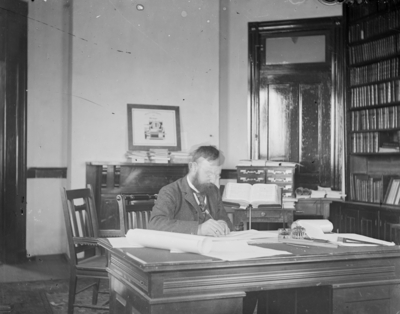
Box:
[210,184,234,231]
[148,186,199,234]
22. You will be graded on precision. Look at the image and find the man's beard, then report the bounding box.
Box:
[192,173,210,193]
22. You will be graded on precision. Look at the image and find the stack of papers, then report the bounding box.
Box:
[148,149,170,163]
[170,151,191,164]
[126,150,150,163]
[318,186,346,199]
[310,190,327,198]
[282,196,298,209]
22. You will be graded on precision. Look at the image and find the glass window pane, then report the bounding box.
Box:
[265,35,326,64]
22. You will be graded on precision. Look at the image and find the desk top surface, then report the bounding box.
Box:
[100,238,400,272]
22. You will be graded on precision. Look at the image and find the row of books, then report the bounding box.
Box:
[348,34,398,65]
[350,132,400,154]
[350,173,400,205]
[349,57,400,86]
[350,173,389,203]
[348,0,400,23]
[350,106,400,131]
[348,8,400,43]
[350,81,400,108]
[125,149,191,164]
[385,177,400,205]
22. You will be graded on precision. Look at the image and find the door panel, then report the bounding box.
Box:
[300,84,320,174]
[260,73,331,189]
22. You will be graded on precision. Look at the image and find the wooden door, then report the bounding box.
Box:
[259,71,331,189]
[249,18,344,191]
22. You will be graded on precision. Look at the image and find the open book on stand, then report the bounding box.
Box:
[222,182,281,209]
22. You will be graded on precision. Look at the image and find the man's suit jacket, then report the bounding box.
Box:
[148,176,234,234]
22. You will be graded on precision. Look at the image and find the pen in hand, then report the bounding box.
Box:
[204,208,214,220]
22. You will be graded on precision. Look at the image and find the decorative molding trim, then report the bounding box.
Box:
[27,167,67,179]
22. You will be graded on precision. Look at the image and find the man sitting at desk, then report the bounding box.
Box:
[149,145,258,314]
[148,145,233,236]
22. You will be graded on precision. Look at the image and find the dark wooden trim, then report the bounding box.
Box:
[27,167,67,179]
[0,0,28,264]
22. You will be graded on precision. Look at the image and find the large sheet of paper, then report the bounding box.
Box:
[126,229,214,255]
[108,229,291,261]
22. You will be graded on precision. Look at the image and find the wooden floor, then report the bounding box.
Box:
[0,254,69,283]
[0,255,110,314]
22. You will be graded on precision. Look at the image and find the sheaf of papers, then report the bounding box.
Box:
[326,233,395,247]
[291,219,395,246]
[108,229,290,261]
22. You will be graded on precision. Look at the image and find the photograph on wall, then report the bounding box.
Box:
[127,104,181,151]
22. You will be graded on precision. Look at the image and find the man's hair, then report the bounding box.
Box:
[191,146,220,162]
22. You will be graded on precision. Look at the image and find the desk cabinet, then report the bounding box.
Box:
[294,198,331,219]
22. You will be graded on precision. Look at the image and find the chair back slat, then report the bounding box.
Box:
[61,185,100,266]
[116,194,155,234]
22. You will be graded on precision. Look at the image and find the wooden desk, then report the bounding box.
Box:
[294,198,335,219]
[224,205,294,230]
[100,239,400,314]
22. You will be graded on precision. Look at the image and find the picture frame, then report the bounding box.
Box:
[127,104,181,151]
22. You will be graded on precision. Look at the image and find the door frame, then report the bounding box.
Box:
[0,1,28,263]
[248,17,345,190]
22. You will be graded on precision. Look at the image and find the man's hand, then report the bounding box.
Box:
[198,219,229,237]
[217,220,230,235]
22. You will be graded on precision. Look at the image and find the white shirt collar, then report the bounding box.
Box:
[187,175,199,193]
[187,176,206,205]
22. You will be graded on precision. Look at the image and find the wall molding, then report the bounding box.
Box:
[27,167,67,179]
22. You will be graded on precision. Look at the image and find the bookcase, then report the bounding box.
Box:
[346,1,400,205]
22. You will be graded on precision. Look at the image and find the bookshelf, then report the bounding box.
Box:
[346,1,400,205]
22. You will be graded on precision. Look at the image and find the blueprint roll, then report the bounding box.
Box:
[126,229,213,255]
[291,219,333,232]
[291,219,334,240]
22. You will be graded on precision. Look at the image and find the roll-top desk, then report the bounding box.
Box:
[86,162,188,233]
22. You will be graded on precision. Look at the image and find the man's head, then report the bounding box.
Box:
[188,146,222,192]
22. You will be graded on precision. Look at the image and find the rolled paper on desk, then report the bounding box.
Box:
[291,219,334,240]
[126,229,213,255]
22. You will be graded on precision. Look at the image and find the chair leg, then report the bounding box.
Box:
[68,273,77,314]
[92,278,101,305]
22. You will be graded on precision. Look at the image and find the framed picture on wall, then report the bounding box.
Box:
[127,104,181,151]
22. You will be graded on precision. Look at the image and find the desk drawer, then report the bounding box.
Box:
[238,176,265,184]
[267,176,293,183]
[237,167,266,184]
[237,168,266,176]
[249,209,283,218]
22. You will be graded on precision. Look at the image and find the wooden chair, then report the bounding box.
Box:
[116,194,156,232]
[61,185,109,314]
